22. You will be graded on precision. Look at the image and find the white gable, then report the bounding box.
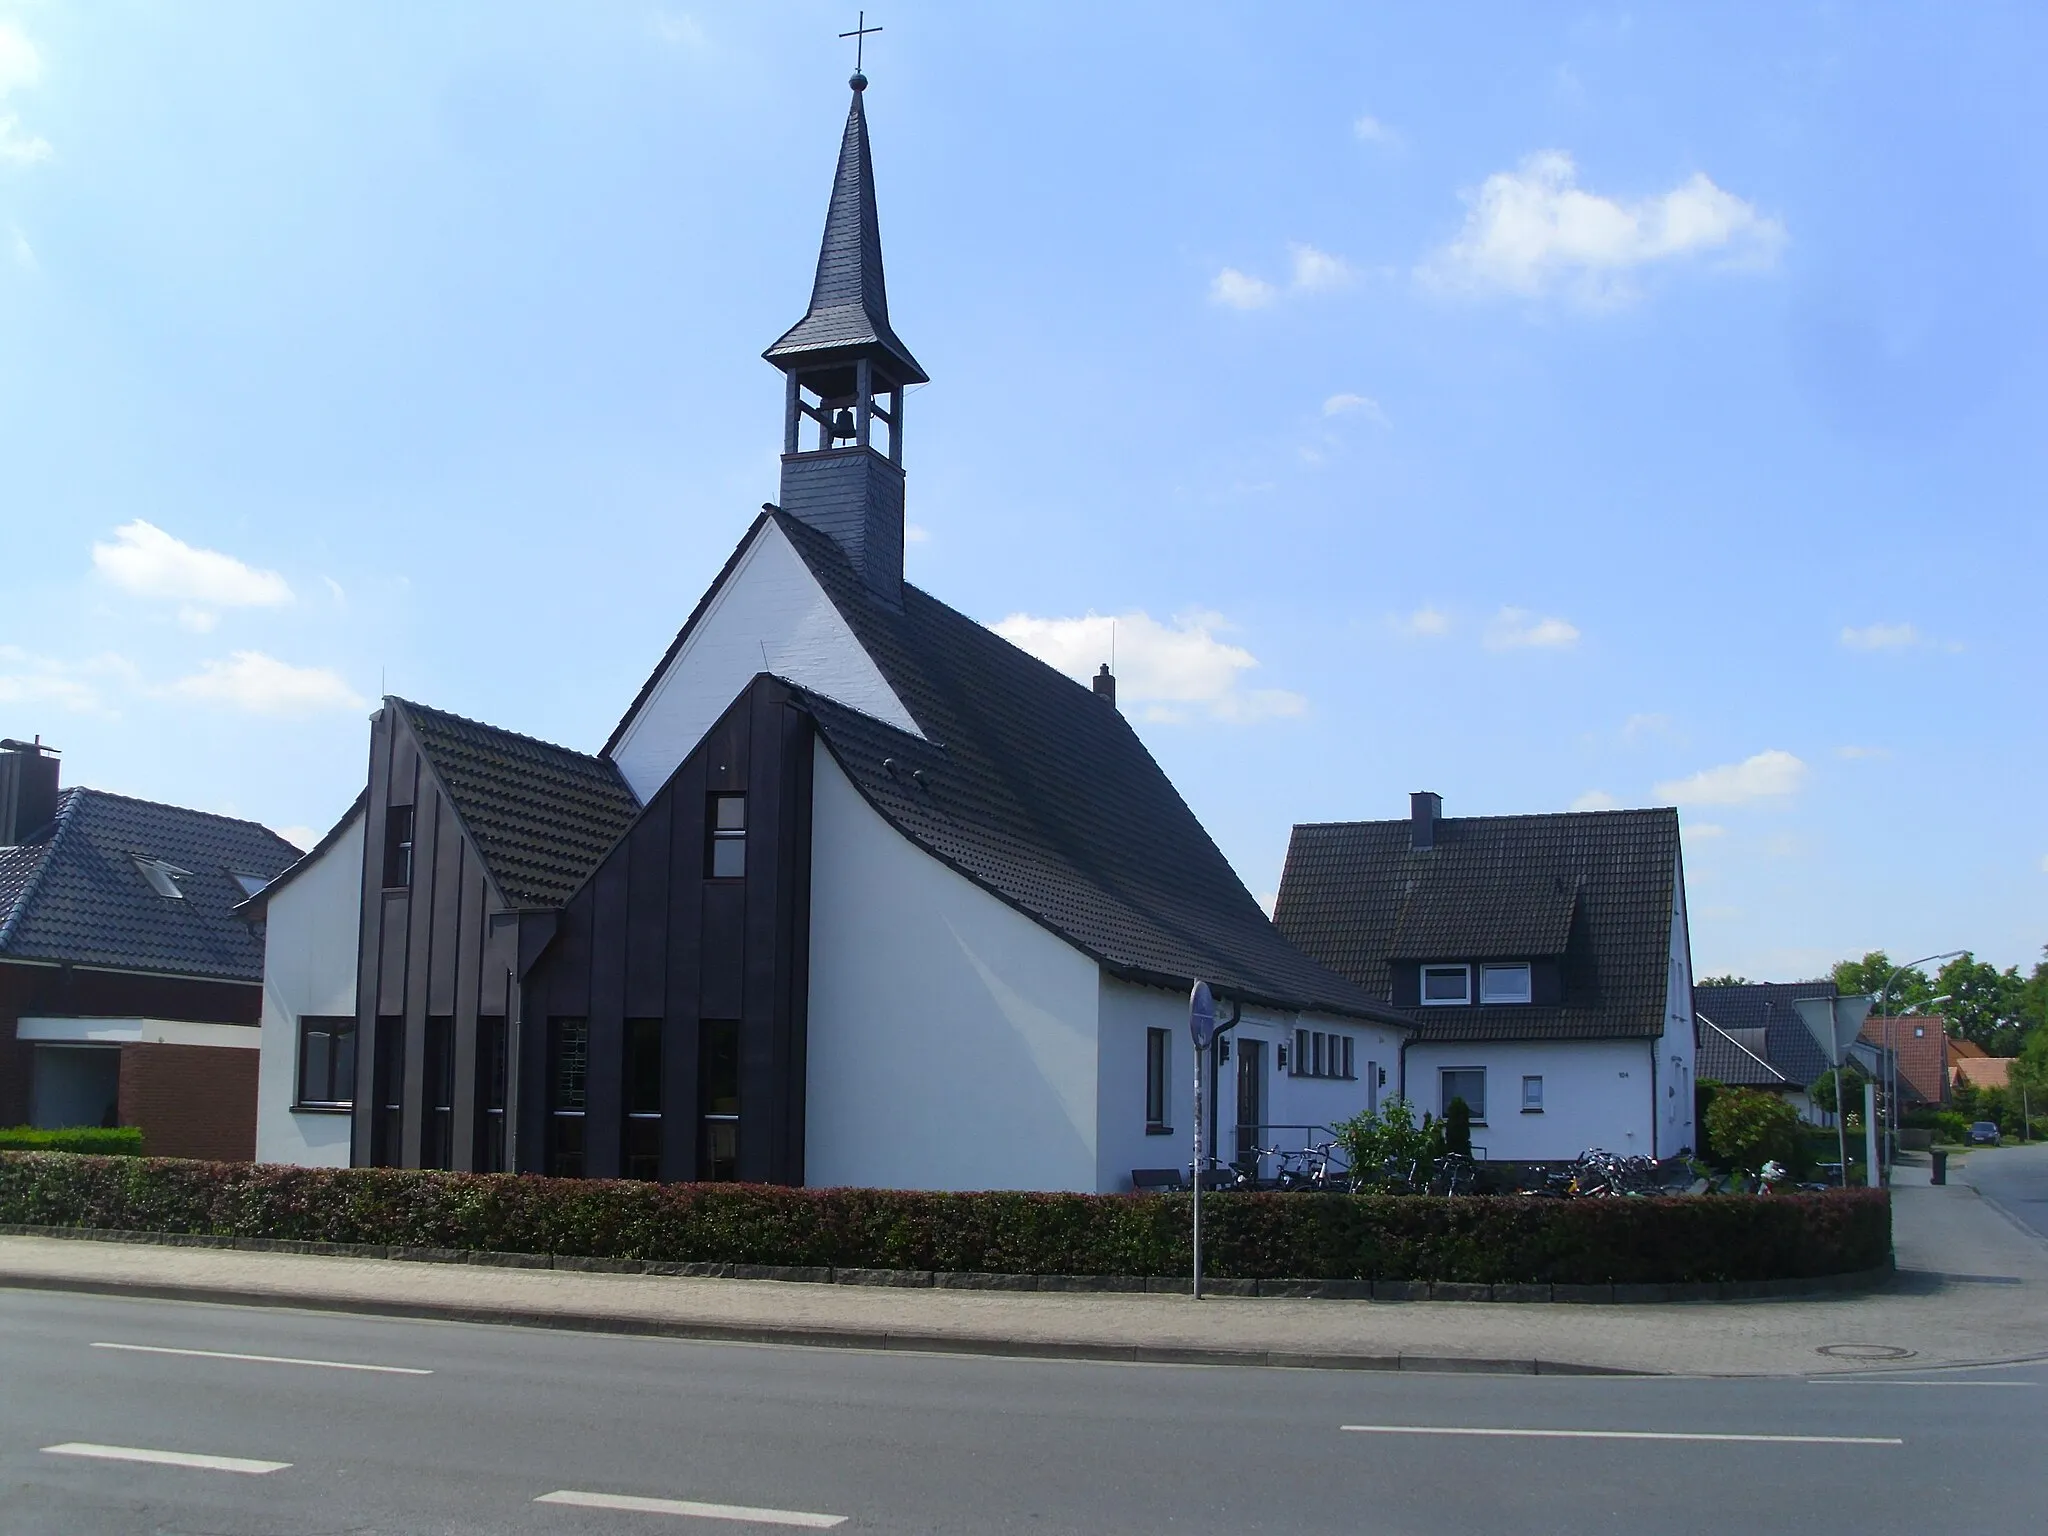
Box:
[608,519,923,800]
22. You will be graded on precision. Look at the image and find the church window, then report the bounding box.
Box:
[623,1017,663,1180]
[699,1020,740,1180]
[1145,1027,1171,1132]
[382,805,415,889]
[707,794,747,879]
[549,1017,588,1178]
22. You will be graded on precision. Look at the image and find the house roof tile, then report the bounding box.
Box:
[1693,981,1836,1089]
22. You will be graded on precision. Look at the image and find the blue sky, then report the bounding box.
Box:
[2,3,2043,981]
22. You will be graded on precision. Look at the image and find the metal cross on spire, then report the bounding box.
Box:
[840,10,882,76]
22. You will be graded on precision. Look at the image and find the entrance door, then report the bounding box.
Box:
[1235,1038,1264,1167]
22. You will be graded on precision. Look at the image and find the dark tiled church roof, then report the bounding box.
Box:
[760,513,1399,1022]
[1696,1016,1794,1088]
[0,788,299,982]
[1273,808,1681,1042]
[1693,980,1835,1090]
[396,700,640,910]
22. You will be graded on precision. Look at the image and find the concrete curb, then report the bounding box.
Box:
[0,1224,1895,1304]
[0,1265,1643,1377]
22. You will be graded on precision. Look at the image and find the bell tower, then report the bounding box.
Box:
[764,68,926,603]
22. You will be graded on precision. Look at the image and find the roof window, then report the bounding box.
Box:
[132,855,192,899]
[230,872,271,899]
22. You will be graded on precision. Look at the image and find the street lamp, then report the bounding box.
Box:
[1878,952,1965,1180]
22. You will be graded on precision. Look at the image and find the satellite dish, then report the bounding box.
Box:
[1793,994,1875,1067]
[1189,980,1217,1049]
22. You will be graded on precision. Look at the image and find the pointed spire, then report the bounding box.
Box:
[764,77,927,386]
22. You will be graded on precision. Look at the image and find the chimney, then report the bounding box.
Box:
[0,737,61,845]
[1092,664,1117,707]
[1410,790,1441,851]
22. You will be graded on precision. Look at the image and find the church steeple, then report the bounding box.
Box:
[765,71,922,603]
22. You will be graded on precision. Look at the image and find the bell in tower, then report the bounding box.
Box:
[764,68,927,604]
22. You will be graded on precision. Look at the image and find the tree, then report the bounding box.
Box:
[1697,973,1749,988]
[2013,944,2048,1040]
[1933,953,2029,1054]
[1832,951,1934,1013]
[1703,1089,1801,1174]
[1810,1063,1871,1119]
[1443,1097,1473,1160]
[1332,1098,1436,1184]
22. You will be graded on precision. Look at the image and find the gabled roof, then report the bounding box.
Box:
[395,700,641,910]
[0,788,300,982]
[716,512,1398,1022]
[1693,981,1835,1089]
[763,82,927,386]
[1696,1016,1793,1088]
[1860,1013,1949,1105]
[234,789,368,916]
[1273,807,1681,1042]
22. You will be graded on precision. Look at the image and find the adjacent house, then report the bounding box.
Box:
[248,73,1405,1192]
[1272,794,1697,1161]
[0,737,299,1157]
[1861,1014,1949,1107]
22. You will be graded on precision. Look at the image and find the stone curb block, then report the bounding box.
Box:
[0,1224,1895,1304]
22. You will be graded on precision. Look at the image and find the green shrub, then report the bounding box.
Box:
[1332,1097,1436,1182]
[0,1126,144,1156]
[0,1151,1892,1285]
[1695,1080,1725,1164]
[1704,1089,1802,1173]
[1443,1097,1474,1160]
[1902,1110,1970,1144]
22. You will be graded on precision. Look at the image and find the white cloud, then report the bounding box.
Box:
[1685,822,1728,840]
[1290,243,1352,292]
[1839,622,1920,651]
[0,647,139,715]
[92,521,293,613]
[1836,744,1890,761]
[1389,606,1451,639]
[1422,150,1784,302]
[271,825,322,854]
[1484,606,1580,650]
[1322,392,1390,427]
[903,523,931,545]
[990,609,1306,725]
[649,10,707,48]
[1209,267,1276,310]
[0,22,52,166]
[170,652,364,716]
[1353,113,1402,148]
[2040,853,2048,875]
[1571,789,1621,812]
[1654,749,1806,806]
[1621,712,1672,743]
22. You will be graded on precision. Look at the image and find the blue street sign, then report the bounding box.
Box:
[1189,980,1216,1050]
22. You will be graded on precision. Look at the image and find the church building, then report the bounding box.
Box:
[248,71,1407,1192]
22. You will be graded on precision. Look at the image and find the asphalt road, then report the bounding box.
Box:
[3,1288,2043,1535]
[1961,1139,2048,1244]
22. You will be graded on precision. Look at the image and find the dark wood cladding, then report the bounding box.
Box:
[350,705,519,1170]
[522,676,815,1185]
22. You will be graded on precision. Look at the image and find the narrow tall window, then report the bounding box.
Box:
[699,1020,740,1180]
[1145,1027,1171,1132]
[474,1016,508,1173]
[295,1016,356,1108]
[1522,1074,1544,1113]
[548,1017,588,1178]
[422,1016,454,1170]
[1294,1027,1309,1077]
[382,805,415,889]
[1341,1036,1354,1081]
[623,1018,663,1181]
[707,794,747,879]
[371,1017,404,1166]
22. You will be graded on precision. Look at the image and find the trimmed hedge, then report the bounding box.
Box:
[0,1153,1891,1285]
[0,1127,144,1156]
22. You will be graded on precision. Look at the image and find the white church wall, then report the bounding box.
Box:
[805,745,1103,1192]
[1095,979,1190,1192]
[1658,848,1699,1158]
[254,808,364,1168]
[1404,1038,1652,1162]
[610,521,923,800]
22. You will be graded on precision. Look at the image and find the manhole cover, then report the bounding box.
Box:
[1816,1343,1917,1360]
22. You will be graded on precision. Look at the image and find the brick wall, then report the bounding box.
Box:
[118,1043,258,1161]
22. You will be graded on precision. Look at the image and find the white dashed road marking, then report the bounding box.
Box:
[92,1340,433,1375]
[41,1442,290,1475]
[1341,1425,1901,1445]
[536,1489,848,1526]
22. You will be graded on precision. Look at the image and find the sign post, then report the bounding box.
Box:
[1794,993,1874,1186]
[1188,980,1216,1301]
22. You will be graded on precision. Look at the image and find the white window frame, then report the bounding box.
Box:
[1440,1066,1487,1123]
[1478,963,1533,1005]
[1420,964,1472,1006]
[1522,1074,1544,1113]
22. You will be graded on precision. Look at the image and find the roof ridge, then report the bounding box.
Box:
[1295,806,1678,832]
[62,785,298,840]
[394,696,616,770]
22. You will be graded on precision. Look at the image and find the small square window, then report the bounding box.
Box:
[1479,963,1532,1004]
[1913,1025,1925,1038]
[1522,1074,1544,1112]
[1421,965,1471,1005]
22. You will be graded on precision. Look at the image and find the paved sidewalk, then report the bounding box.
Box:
[3,1175,2045,1378]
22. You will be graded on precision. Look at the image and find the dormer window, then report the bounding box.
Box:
[230,871,270,899]
[1479,963,1533,1004]
[1421,964,1471,1005]
[132,855,191,899]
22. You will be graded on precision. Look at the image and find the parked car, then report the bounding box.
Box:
[1968,1121,2001,1146]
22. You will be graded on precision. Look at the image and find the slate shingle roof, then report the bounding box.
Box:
[0,788,300,983]
[1693,981,1834,1090]
[1272,808,1681,1042]
[1696,1017,1793,1088]
[622,510,1398,1022]
[396,700,641,910]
